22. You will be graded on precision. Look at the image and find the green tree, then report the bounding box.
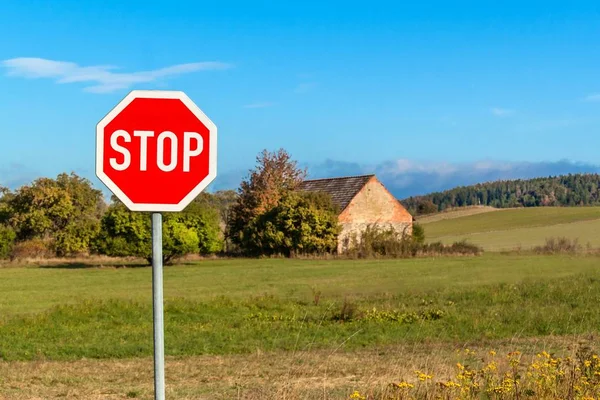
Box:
[7,173,105,256]
[0,224,16,259]
[94,197,223,264]
[401,173,600,211]
[194,190,238,224]
[0,186,12,225]
[173,199,223,254]
[411,223,425,245]
[226,148,307,248]
[93,202,152,260]
[242,191,340,257]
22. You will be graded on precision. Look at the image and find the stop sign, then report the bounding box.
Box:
[96,90,217,212]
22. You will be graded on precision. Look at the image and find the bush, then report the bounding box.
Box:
[7,173,104,257]
[93,200,222,264]
[534,237,580,255]
[342,224,482,258]
[240,191,340,257]
[343,224,418,258]
[10,238,53,261]
[416,199,438,215]
[412,223,425,245]
[421,240,483,256]
[0,224,16,259]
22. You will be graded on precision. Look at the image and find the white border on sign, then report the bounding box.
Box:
[95,90,218,212]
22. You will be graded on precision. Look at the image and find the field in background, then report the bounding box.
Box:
[420,206,600,251]
[416,205,499,223]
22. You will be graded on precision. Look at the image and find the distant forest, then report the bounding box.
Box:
[401,173,600,215]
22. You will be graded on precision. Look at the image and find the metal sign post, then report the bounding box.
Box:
[96,90,217,400]
[152,213,165,400]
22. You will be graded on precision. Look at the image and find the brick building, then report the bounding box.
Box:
[298,174,414,253]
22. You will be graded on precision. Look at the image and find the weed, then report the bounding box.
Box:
[332,297,360,322]
[534,237,581,254]
[310,286,322,306]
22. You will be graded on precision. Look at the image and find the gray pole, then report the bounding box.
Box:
[152,213,165,400]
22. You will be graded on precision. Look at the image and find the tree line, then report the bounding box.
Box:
[0,149,347,262]
[401,173,600,215]
[0,172,237,262]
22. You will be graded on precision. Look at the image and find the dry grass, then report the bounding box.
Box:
[0,255,147,269]
[1,335,595,399]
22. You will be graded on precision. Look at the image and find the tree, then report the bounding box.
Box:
[194,190,238,223]
[7,173,105,256]
[0,186,12,225]
[241,191,340,257]
[411,223,425,245]
[175,198,223,254]
[93,202,152,260]
[0,224,16,259]
[401,173,600,212]
[94,197,223,264]
[226,148,307,248]
[416,200,438,215]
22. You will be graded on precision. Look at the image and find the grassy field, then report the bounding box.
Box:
[420,206,600,251]
[1,255,600,398]
[416,205,499,223]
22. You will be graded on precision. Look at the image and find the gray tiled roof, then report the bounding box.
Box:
[298,174,374,212]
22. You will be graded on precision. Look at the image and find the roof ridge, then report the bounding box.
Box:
[301,174,375,183]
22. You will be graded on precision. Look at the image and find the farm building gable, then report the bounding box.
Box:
[298,174,414,253]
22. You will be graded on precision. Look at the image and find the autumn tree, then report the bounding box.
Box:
[226,148,307,249]
[6,173,105,256]
[0,186,11,224]
[0,188,15,259]
[416,199,438,215]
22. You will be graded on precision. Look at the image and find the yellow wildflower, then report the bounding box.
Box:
[349,390,366,400]
[395,381,414,389]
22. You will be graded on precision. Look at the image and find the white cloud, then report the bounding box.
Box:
[294,82,317,94]
[490,107,515,117]
[1,57,232,93]
[584,93,600,102]
[185,157,600,199]
[243,102,275,109]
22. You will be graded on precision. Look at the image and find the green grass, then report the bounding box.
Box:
[421,207,600,251]
[1,255,600,361]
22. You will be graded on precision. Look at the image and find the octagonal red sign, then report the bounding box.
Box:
[96,90,217,212]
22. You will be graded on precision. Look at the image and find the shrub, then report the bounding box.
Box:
[534,237,581,255]
[10,238,53,261]
[342,224,482,258]
[421,240,483,256]
[412,223,425,245]
[7,173,104,257]
[240,191,340,257]
[331,297,360,322]
[0,224,16,259]
[93,201,222,264]
[343,224,418,258]
[416,199,438,215]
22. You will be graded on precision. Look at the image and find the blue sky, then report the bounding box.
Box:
[2,0,600,198]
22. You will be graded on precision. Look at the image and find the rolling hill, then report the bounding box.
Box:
[419,206,600,251]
